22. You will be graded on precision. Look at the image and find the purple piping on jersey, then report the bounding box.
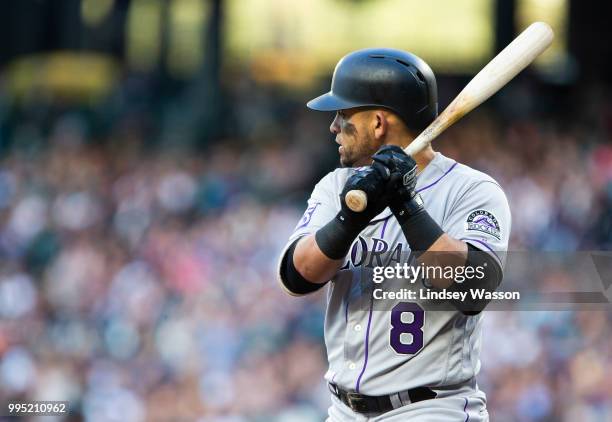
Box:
[461,237,501,264]
[416,162,458,193]
[355,297,374,393]
[369,214,392,226]
[344,297,350,324]
[463,397,470,422]
[380,217,390,238]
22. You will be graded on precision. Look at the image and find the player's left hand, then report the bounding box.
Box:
[371,145,419,204]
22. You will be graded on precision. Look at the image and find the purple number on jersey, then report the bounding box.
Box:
[390,302,425,354]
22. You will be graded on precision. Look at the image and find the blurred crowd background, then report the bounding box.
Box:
[0,0,611,421]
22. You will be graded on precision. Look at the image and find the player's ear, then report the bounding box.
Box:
[372,110,388,141]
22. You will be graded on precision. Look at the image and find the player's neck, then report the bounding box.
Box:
[413,147,436,172]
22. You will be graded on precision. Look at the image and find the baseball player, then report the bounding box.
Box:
[278,48,510,421]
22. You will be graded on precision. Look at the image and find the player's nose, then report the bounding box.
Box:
[329,114,341,135]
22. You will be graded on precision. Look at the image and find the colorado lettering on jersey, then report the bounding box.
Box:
[339,236,406,270]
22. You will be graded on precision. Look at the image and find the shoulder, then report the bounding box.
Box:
[308,167,354,209]
[452,162,504,192]
[314,167,354,192]
[429,152,503,192]
[430,153,508,210]
[447,161,510,218]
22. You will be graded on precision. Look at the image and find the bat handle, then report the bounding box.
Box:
[345,189,368,212]
[343,132,432,213]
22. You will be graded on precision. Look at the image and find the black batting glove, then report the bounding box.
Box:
[316,165,389,260]
[371,145,443,252]
[339,165,390,227]
[371,145,424,222]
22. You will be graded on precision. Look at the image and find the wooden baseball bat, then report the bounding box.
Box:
[344,21,554,213]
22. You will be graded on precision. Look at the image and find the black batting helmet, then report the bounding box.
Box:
[307,48,438,131]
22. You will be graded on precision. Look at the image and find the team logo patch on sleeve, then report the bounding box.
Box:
[466,210,501,239]
[296,202,320,230]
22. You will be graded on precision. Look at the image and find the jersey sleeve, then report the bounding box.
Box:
[276,170,343,296]
[287,172,341,244]
[442,180,511,269]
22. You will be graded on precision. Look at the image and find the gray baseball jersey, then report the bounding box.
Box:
[278,152,510,417]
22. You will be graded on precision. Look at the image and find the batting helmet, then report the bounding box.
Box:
[307,48,438,131]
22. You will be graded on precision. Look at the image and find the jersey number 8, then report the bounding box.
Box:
[390,302,425,354]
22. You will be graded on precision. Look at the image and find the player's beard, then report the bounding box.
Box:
[339,146,355,167]
[339,131,379,168]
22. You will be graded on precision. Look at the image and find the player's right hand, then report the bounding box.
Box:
[315,166,390,260]
[340,165,389,226]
